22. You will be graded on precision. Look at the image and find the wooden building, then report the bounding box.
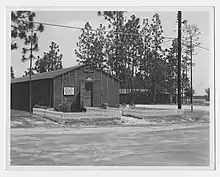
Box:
[11,64,121,112]
[119,88,170,104]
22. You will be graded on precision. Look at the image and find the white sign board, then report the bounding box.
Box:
[64,87,74,96]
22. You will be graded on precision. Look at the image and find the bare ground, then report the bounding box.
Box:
[11,124,209,166]
[10,109,210,166]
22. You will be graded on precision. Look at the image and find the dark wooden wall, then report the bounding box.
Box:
[120,92,170,104]
[11,66,120,112]
[101,71,120,107]
[11,82,29,111]
[11,79,53,111]
[93,69,120,107]
[54,66,120,111]
[54,69,79,111]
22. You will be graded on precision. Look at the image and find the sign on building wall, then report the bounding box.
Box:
[63,87,74,96]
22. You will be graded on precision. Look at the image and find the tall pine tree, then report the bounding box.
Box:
[34,41,63,73]
[122,15,142,101]
[181,23,201,101]
[11,11,36,50]
[165,39,178,99]
[145,13,164,103]
[98,11,126,78]
[75,22,107,69]
[19,11,44,76]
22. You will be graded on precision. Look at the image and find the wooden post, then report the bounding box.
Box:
[113,76,115,106]
[69,72,70,86]
[177,11,182,109]
[100,69,102,107]
[107,72,108,105]
[61,74,64,103]
[53,78,55,108]
[29,29,33,116]
[92,69,95,107]
[41,79,43,105]
[190,35,193,112]
[74,70,76,95]
[185,53,188,104]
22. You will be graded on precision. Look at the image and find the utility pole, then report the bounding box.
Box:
[177,11,182,109]
[29,29,33,116]
[185,53,188,104]
[190,35,193,112]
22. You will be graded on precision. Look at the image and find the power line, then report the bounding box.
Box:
[159,39,209,51]
[27,20,179,39]
[162,38,209,51]
[194,45,209,51]
[30,21,141,36]
[23,20,210,51]
[182,41,209,51]
[33,21,84,31]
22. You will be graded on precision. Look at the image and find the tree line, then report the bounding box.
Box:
[75,11,201,102]
[11,11,209,102]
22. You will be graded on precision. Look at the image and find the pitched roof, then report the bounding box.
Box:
[11,64,121,84]
[11,64,86,84]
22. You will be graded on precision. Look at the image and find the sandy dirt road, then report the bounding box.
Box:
[11,123,209,166]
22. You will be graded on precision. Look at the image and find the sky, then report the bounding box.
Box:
[11,8,213,95]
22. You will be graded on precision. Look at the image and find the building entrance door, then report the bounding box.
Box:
[80,81,93,107]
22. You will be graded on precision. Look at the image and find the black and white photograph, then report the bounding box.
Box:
[7,6,215,169]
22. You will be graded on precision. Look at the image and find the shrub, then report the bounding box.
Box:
[54,101,71,112]
[101,103,108,109]
[121,103,127,108]
[59,101,71,112]
[80,107,87,112]
[129,101,135,109]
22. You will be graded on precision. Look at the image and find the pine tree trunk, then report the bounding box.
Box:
[154,78,157,104]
